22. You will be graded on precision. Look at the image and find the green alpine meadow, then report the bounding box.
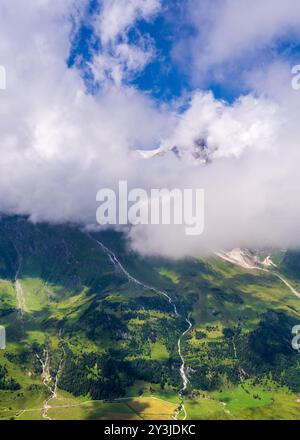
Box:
[0,216,300,420]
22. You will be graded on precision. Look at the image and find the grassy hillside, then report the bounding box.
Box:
[0,216,299,420]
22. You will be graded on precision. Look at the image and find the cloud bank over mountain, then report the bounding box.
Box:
[0,0,300,258]
[176,0,300,88]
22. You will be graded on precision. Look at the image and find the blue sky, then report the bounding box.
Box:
[68,0,300,103]
[2,0,300,255]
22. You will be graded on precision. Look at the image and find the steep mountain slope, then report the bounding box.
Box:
[0,216,300,420]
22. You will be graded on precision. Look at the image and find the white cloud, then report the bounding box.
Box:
[129,60,300,258]
[1,1,300,259]
[97,0,161,44]
[0,0,173,224]
[158,91,280,161]
[177,0,300,84]
[91,34,155,86]
[90,0,161,86]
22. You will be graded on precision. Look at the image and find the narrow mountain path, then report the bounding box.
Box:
[272,273,300,300]
[14,395,178,420]
[216,250,300,300]
[90,236,192,420]
[216,250,300,385]
[15,280,27,314]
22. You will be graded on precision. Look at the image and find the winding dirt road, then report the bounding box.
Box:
[216,249,300,299]
[15,279,28,314]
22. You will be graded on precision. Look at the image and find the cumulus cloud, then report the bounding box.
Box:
[96,0,161,44]
[1,1,300,259]
[129,66,300,258]
[175,0,300,86]
[158,92,280,161]
[0,0,173,223]
[90,0,161,86]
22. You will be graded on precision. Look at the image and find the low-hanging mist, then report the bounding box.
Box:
[1,1,300,258]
